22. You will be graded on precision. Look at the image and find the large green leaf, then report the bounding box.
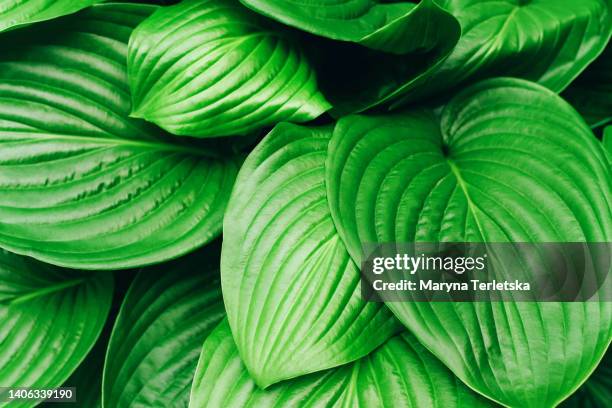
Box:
[326,78,612,407]
[0,3,239,270]
[0,0,103,33]
[102,247,225,407]
[392,0,612,106]
[561,348,612,407]
[605,127,612,162]
[221,122,401,388]
[189,319,494,407]
[239,0,459,54]
[563,44,612,129]
[0,249,112,408]
[127,0,330,138]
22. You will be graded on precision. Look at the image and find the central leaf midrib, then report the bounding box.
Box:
[446,158,487,241]
[4,277,87,305]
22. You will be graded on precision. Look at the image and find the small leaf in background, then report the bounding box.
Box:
[221,122,401,387]
[0,249,112,408]
[0,4,239,270]
[102,246,225,408]
[127,0,330,138]
[326,78,612,407]
[0,0,103,33]
[563,44,612,129]
[189,319,495,407]
[392,0,612,106]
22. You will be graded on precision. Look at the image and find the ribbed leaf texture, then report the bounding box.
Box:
[189,320,494,407]
[127,0,330,138]
[221,123,401,387]
[561,349,612,408]
[0,249,112,408]
[102,248,225,407]
[0,0,103,32]
[326,78,612,407]
[393,0,612,106]
[0,4,239,270]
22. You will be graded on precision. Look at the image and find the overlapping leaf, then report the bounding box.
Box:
[221,123,401,387]
[326,78,612,407]
[392,0,612,106]
[190,319,494,407]
[0,0,103,33]
[128,0,330,138]
[102,248,225,408]
[0,249,112,408]
[561,348,611,407]
[0,4,239,270]
[564,44,612,129]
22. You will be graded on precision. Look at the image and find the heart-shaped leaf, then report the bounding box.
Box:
[127,0,330,138]
[190,319,494,407]
[392,0,612,106]
[563,44,612,129]
[0,249,112,408]
[221,122,401,388]
[326,78,612,407]
[560,348,611,407]
[0,3,239,270]
[102,247,225,408]
[0,0,103,33]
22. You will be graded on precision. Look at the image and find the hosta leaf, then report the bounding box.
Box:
[564,44,612,129]
[561,349,611,407]
[190,319,494,407]
[605,127,612,161]
[127,0,330,138]
[102,247,225,408]
[240,0,459,54]
[221,123,400,387]
[393,0,612,106]
[326,78,612,407]
[0,249,112,408]
[0,0,103,33]
[0,3,239,270]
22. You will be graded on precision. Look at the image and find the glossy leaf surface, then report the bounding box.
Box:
[128,0,330,138]
[0,4,239,269]
[0,0,102,32]
[189,320,493,407]
[561,349,612,408]
[0,250,112,408]
[102,248,225,408]
[221,123,401,387]
[326,78,612,407]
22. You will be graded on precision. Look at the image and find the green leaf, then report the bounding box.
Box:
[239,0,459,54]
[221,123,401,388]
[604,126,612,162]
[563,44,612,129]
[127,0,330,138]
[560,348,612,408]
[0,0,103,33]
[0,3,239,270]
[102,247,225,408]
[393,0,612,106]
[326,78,612,407]
[0,249,112,408]
[190,319,494,407]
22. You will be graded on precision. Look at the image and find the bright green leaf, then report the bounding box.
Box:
[102,247,225,408]
[189,319,494,407]
[127,0,330,138]
[560,348,612,407]
[0,249,112,408]
[393,0,612,106]
[0,0,103,33]
[221,123,401,388]
[326,78,612,407]
[563,43,612,129]
[0,3,239,270]
[604,126,612,162]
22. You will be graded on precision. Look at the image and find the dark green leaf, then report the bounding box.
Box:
[326,78,612,407]
[0,4,239,270]
[0,0,103,32]
[0,249,112,408]
[102,247,225,407]
[127,0,330,138]
[189,319,494,407]
[560,348,611,407]
[221,122,401,387]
